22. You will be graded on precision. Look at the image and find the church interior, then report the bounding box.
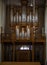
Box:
[0,0,47,65]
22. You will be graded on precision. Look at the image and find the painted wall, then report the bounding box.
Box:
[0,0,6,61]
[1,1,6,33]
[0,0,2,33]
[0,0,2,62]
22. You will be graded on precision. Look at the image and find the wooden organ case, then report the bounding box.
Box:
[1,0,46,65]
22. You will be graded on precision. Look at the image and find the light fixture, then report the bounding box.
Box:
[20,46,29,50]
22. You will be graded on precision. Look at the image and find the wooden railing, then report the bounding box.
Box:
[1,33,46,43]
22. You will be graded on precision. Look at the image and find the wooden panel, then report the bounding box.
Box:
[16,50,31,61]
[0,62,41,65]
